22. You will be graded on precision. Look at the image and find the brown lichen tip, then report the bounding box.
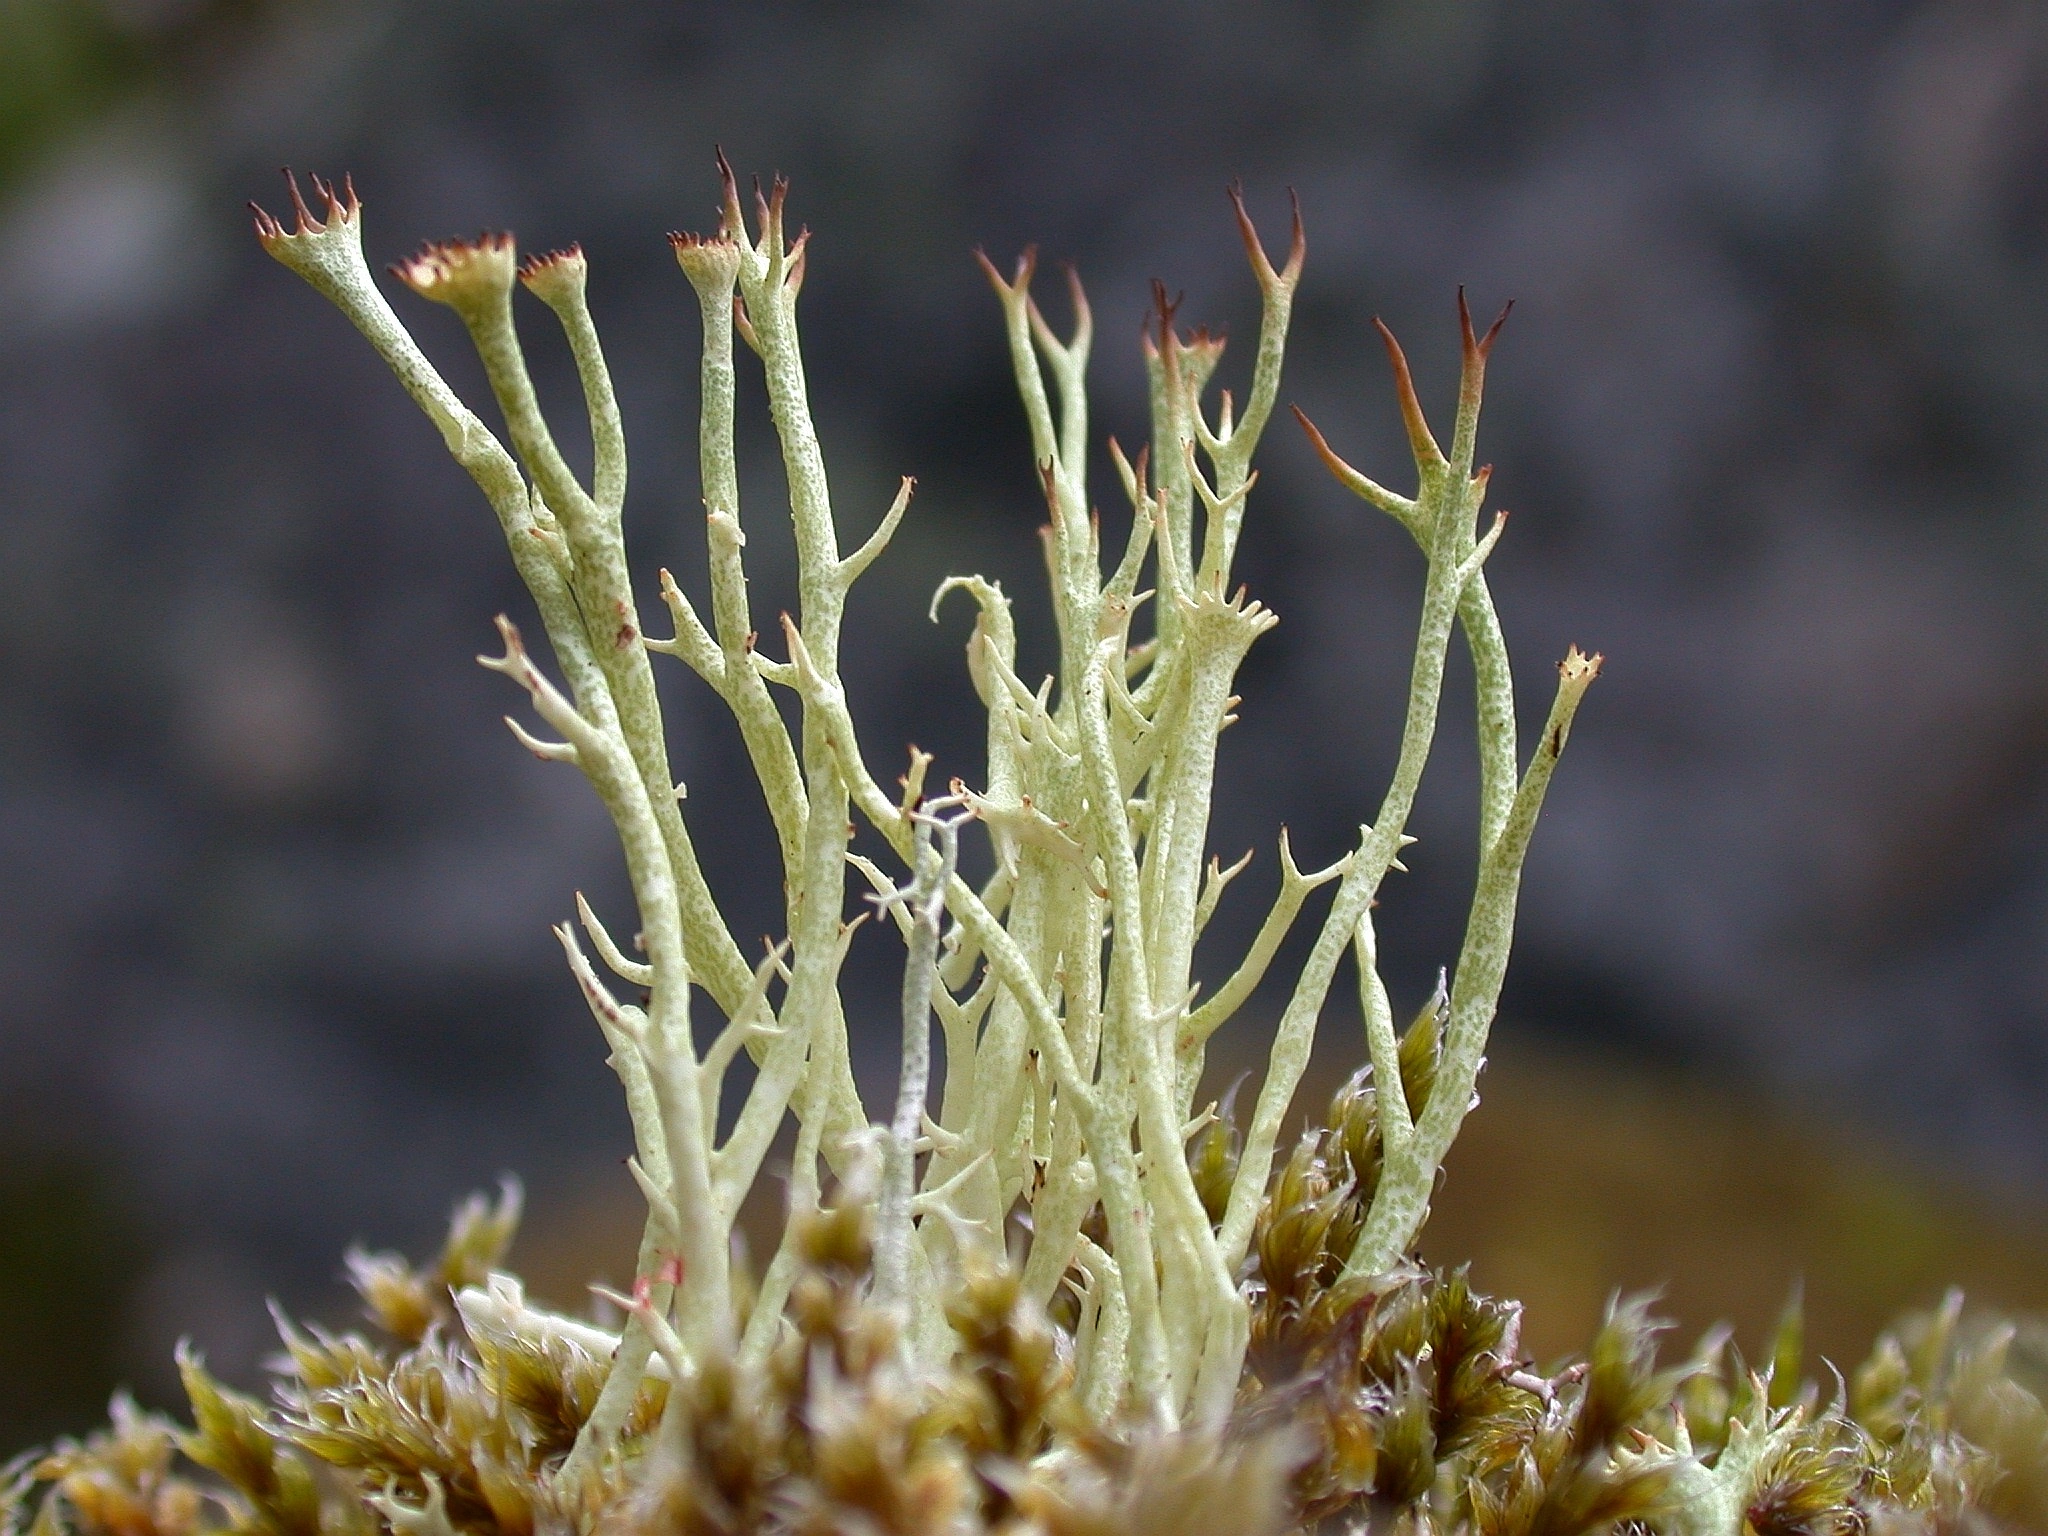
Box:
[1291,404,1364,488]
[712,145,748,242]
[1372,316,1445,468]
[1227,180,1305,292]
[670,228,741,291]
[1149,278,1183,352]
[754,173,789,244]
[1457,286,1514,369]
[390,230,518,308]
[516,242,585,300]
[667,229,730,253]
[973,244,1036,301]
[1557,645,1604,693]
[1060,260,1091,331]
[248,168,358,249]
[784,225,810,293]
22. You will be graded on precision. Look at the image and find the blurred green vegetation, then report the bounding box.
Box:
[0,1148,141,1451]
[0,0,271,1455]
[0,0,289,1426]
[0,0,271,198]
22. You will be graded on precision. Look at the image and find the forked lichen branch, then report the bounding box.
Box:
[243,162,1592,1441]
[10,159,2037,1536]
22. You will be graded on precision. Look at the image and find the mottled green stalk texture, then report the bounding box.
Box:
[5,164,2043,1536]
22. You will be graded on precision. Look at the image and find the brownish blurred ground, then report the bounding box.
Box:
[1419,1042,2048,1365]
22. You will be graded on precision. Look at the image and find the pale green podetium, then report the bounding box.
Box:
[246,163,1593,1446]
[9,164,2031,1536]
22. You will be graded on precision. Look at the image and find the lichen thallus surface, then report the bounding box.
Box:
[6,162,2043,1536]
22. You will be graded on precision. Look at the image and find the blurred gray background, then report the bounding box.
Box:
[5,0,2048,1444]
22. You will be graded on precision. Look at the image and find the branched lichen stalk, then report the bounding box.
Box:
[248,164,1593,1438]
[7,161,2000,1536]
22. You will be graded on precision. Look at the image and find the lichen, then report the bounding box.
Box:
[7,160,2039,1534]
